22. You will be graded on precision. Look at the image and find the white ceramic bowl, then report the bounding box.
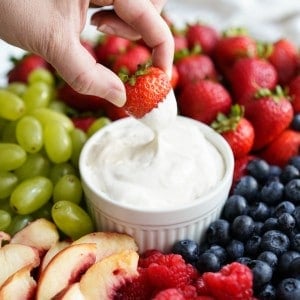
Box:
[79,116,234,253]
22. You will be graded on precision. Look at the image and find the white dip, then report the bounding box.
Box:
[85,90,225,210]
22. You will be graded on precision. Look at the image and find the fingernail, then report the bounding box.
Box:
[105,88,126,107]
[97,24,115,35]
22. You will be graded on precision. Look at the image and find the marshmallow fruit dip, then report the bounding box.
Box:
[80,90,225,210]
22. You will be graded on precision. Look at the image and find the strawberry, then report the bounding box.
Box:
[7,53,49,83]
[267,38,298,86]
[178,79,232,124]
[71,116,96,132]
[211,105,255,159]
[175,48,218,89]
[170,64,179,89]
[103,102,129,121]
[57,82,106,111]
[233,155,256,184]
[213,28,258,77]
[171,26,189,52]
[288,75,300,113]
[244,87,294,150]
[121,64,172,118]
[94,34,130,67]
[112,44,151,75]
[229,57,278,105]
[186,22,219,55]
[259,129,300,167]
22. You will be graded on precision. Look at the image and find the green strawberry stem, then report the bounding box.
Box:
[211,104,244,133]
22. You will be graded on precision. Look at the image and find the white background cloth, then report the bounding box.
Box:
[1,0,300,85]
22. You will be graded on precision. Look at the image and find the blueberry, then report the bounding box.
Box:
[245,234,261,257]
[291,114,300,131]
[280,165,300,184]
[268,165,282,179]
[291,233,300,252]
[278,251,300,277]
[276,278,300,300]
[222,195,248,221]
[206,245,228,265]
[258,283,276,300]
[253,221,264,235]
[226,239,244,260]
[206,219,231,246]
[292,206,300,230]
[172,239,200,264]
[285,179,300,204]
[260,230,290,256]
[196,252,221,273]
[236,256,252,266]
[248,202,270,222]
[273,201,295,218]
[233,175,259,202]
[260,180,284,206]
[278,213,296,233]
[231,215,255,241]
[289,257,300,279]
[261,218,279,233]
[247,259,273,292]
[247,159,270,183]
[290,155,300,171]
[257,251,278,270]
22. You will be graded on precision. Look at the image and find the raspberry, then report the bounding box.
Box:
[152,288,185,300]
[146,254,198,289]
[203,262,253,300]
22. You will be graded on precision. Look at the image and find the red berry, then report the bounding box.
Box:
[288,75,300,113]
[71,116,96,132]
[178,79,232,124]
[203,262,253,300]
[152,288,185,300]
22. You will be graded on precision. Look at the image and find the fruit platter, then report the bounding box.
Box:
[2,1,300,299]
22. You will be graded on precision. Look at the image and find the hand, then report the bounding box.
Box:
[0,0,174,106]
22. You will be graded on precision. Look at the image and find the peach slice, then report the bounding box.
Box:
[60,250,139,300]
[36,243,97,300]
[0,265,37,299]
[40,240,71,272]
[0,243,40,287]
[10,218,59,256]
[72,232,138,261]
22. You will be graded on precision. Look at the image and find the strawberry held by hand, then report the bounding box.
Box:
[121,64,172,119]
[244,87,293,150]
[211,104,254,159]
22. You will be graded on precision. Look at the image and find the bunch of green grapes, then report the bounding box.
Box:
[0,68,106,240]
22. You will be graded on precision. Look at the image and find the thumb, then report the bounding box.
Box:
[50,40,126,107]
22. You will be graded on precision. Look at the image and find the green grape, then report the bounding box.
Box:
[1,120,17,143]
[6,214,33,236]
[29,108,74,132]
[0,171,18,199]
[0,90,26,121]
[51,200,94,240]
[44,122,72,163]
[48,100,68,114]
[53,174,82,204]
[0,143,27,171]
[32,201,52,220]
[7,82,27,96]
[0,209,12,231]
[16,116,43,153]
[70,128,87,168]
[22,82,53,112]
[0,117,7,137]
[10,176,53,215]
[87,117,111,137]
[14,152,51,181]
[49,162,77,184]
[0,198,15,215]
[28,68,55,86]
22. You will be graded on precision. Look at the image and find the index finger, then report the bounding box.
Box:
[114,0,174,77]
